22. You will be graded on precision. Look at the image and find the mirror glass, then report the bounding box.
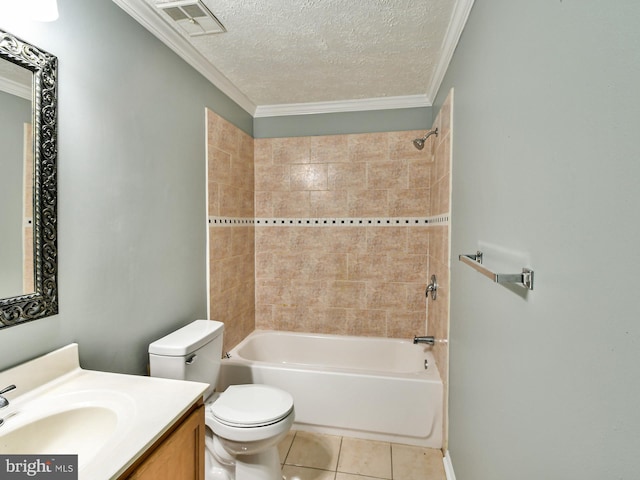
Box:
[0,58,33,299]
[0,29,58,327]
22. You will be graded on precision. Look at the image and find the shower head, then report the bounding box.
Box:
[413,138,426,150]
[412,128,438,150]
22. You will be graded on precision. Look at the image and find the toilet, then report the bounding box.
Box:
[148,320,294,480]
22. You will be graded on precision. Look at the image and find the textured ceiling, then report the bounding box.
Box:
[116,0,470,113]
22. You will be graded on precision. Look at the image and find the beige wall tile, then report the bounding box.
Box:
[430,178,441,215]
[438,90,452,141]
[255,164,290,192]
[206,109,255,350]
[348,132,389,162]
[238,130,254,166]
[273,191,311,217]
[290,164,329,191]
[209,227,233,260]
[327,281,367,309]
[348,254,389,281]
[348,189,389,217]
[207,182,219,216]
[386,254,429,283]
[255,278,288,306]
[323,227,367,253]
[439,177,450,214]
[407,227,430,254]
[208,116,239,156]
[389,188,430,217]
[273,252,348,280]
[409,159,432,189]
[367,160,408,190]
[310,190,349,217]
[231,156,254,191]
[255,304,273,329]
[344,309,387,337]
[255,227,290,253]
[366,227,408,253]
[252,127,439,337]
[272,137,311,164]
[209,148,232,185]
[249,129,449,352]
[328,163,367,191]
[366,282,406,310]
[254,138,272,166]
[289,280,329,307]
[387,311,425,338]
[255,191,273,217]
[289,227,331,251]
[255,252,275,278]
[311,135,349,163]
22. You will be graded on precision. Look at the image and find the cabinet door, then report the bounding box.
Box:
[126,405,205,480]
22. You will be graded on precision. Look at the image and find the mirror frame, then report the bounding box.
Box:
[0,29,58,327]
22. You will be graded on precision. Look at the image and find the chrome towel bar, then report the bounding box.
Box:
[459,251,534,290]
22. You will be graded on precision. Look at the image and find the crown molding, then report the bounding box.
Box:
[254,94,431,118]
[0,76,31,100]
[112,0,257,115]
[427,0,475,102]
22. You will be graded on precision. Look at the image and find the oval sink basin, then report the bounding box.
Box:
[0,406,118,466]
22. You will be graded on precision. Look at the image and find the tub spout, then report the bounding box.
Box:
[413,336,435,345]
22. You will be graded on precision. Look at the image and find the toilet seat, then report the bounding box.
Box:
[209,384,294,428]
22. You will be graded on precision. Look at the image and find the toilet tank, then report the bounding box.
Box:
[149,320,224,398]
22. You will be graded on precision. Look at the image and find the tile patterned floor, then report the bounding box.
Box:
[278,430,446,480]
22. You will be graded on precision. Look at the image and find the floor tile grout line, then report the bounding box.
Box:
[390,442,394,480]
[281,431,296,466]
[337,435,344,473]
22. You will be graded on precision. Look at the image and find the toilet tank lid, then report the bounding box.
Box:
[149,320,224,356]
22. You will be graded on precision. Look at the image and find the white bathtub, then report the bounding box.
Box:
[217,330,443,448]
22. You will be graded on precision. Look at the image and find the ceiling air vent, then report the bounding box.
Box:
[156,0,226,36]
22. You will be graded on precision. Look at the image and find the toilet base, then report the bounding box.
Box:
[206,433,283,480]
[235,447,282,480]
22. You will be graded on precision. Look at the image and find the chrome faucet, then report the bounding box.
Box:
[413,336,435,345]
[0,385,16,409]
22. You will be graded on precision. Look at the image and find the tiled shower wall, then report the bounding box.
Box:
[427,90,452,451]
[254,131,444,339]
[207,99,451,351]
[206,109,255,353]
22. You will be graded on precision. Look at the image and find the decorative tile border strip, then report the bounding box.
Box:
[208,217,255,226]
[208,215,449,227]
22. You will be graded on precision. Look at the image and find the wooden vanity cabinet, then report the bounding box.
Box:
[119,400,205,480]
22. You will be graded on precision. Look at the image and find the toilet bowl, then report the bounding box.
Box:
[149,320,295,480]
[204,384,294,480]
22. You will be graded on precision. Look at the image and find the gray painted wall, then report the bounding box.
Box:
[434,2,640,479]
[0,0,251,374]
[0,91,31,297]
[253,106,432,138]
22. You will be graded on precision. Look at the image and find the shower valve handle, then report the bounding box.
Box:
[426,274,438,300]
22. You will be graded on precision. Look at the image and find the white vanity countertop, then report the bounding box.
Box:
[0,344,208,480]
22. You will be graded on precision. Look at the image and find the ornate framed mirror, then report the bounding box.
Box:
[0,29,58,327]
